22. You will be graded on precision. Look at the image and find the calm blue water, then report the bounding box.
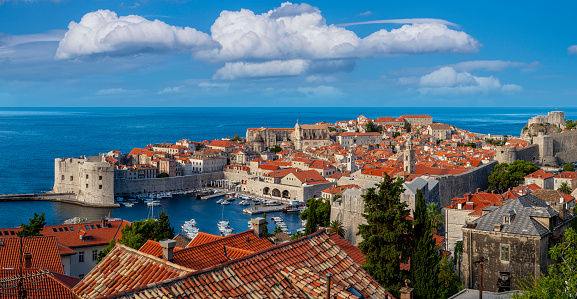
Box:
[1,107,576,232]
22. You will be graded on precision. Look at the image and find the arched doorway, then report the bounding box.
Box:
[272,188,281,197]
[282,190,290,199]
[263,187,270,195]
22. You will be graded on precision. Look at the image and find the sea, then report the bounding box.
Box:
[1,107,576,235]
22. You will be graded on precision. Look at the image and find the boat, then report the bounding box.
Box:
[185,219,197,226]
[297,228,305,234]
[216,198,224,204]
[265,200,281,206]
[123,202,134,207]
[239,200,249,206]
[221,200,231,205]
[252,198,259,203]
[147,201,161,207]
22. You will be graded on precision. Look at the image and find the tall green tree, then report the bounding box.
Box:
[488,160,539,192]
[558,182,572,194]
[513,228,577,298]
[270,145,282,153]
[328,220,346,238]
[426,202,444,234]
[260,213,273,238]
[403,122,411,132]
[563,163,575,172]
[357,174,412,298]
[411,190,441,299]
[96,211,175,263]
[438,255,462,298]
[17,212,46,237]
[365,121,376,132]
[300,198,331,235]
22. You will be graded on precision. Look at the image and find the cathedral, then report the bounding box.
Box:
[246,122,330,152]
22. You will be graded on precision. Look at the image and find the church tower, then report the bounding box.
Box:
[404,138,415,174]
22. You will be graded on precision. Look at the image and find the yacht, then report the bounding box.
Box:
[221,200,231,205]
[147,200,161,207]
[239,200,249,206]
[123,202,134,207]
[216,198,224,204]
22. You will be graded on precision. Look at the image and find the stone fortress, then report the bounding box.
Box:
[52,156,115,206]
[497,111,577,166]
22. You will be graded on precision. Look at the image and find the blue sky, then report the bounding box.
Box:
[0,0,576,107]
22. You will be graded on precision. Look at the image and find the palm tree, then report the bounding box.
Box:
[426,203,444,234]
[558,182,573,195]
[329,220,346,238]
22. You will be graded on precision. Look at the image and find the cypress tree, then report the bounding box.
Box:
[357,174,412,298]
[411,189,441,299]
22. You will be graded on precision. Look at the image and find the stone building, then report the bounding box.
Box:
[336,132,382,149]
[293,122,330,150]
[428,123,452,142]
[461,194,573,292]
[331,177,439,245]
[245,127,293,152]
[53,157,115,206]
[524,169,554,189]
[401,115,433,126]
[189,151,227,173]
[554,171,577,190]
[527,111,565,129]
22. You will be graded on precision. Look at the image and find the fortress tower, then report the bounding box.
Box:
[404,138,415,174]
[53,157,114,206]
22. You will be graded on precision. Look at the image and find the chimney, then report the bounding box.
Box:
[251,217,266,238]
[399,279,413,299]
[101,217,109,228]
[24,253,32,268]
[476,188,480,193]
[159,240,176,261]
[465,193,471,201]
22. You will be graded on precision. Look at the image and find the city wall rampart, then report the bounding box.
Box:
[114,172,224,195]
[437,161,497,207]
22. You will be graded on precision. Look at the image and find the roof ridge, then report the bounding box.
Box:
[103,229,329,298]
[114,243,194,272]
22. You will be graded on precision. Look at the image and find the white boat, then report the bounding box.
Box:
[265,200,281,206]
[123,203,134,207]
[221,200,231,205]
[252,198,259,203]
[239,200,249,206]
[216,198,224,204]
[185,219,197,226]
[297,228,305,234]
[147,201,161,207]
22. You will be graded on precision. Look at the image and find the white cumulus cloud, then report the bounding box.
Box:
[568,45,577,54]
[214,59,309,80]
[417,67,522,96]
[198,2,479,62]
[56,10,218,59]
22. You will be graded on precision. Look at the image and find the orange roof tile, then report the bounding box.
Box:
[0,236,64,274]
[525,169,554,179]
[0,269,76,299]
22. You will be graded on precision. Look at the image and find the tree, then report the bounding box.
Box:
[329,127,336,132]
[365,121,376,132]
[512,228,577,299]
[488,160,539,192]
[270,145,282,153]
[563,163,575,172]
[411,190,440,299]
[273,225,283,234]
[300,198,331,235]
[158,173,169,178]
[438,255,462,298]
[426,203,444,234]
[195,143,202,151]
[96,211,175,263]
[566,120,576,130]
[558,182,572,194]
[328,220,346,238]
[260,213,273,238]
[357,174,412,298]
[403,122,411,132]
[232,134,242,141]
[17,212,46,237]
[290,231,304,240]
[394,132,401,138]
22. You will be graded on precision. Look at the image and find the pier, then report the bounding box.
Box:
[0,193,120,208]
[200,192,226,200]
[243,204,289,215]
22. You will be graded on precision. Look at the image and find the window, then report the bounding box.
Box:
[69,227,74,231]
[86,184,88,188]
[61,175,65,180]
[500,244,510,262]
[99,176,102,180]
[99,185,102,190]
[86,174,89,179]
[79,251,84,263]
[92,250,98,261]
[70,176,74,181]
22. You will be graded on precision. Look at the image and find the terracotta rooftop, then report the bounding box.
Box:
[101,230,392,299]
[172,233,192,248]
[555,171,577,179]
[185,232,223,247]
[0,269,76,299]
[525,169,555,179]
[72,244,193,298]
[0,236,65,274]
[531,189,575,204]
[138,240,184,256]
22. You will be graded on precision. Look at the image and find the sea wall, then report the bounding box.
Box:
[114,172,224,195]
[437,161,498,207]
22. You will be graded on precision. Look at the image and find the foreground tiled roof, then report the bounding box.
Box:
[0,269,76,299]
[186,230,273,253]
[172,233,192,248]
[138,240,184,256]
[329,233,365,265]
[72,244,193,298]
[0,236,64,274]
[185,232,223,247]
[106,230,392,299]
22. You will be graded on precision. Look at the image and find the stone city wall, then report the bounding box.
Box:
[437,161,498,207]
[114,172,224,195]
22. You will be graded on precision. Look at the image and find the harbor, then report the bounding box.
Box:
[242,204,289,215]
